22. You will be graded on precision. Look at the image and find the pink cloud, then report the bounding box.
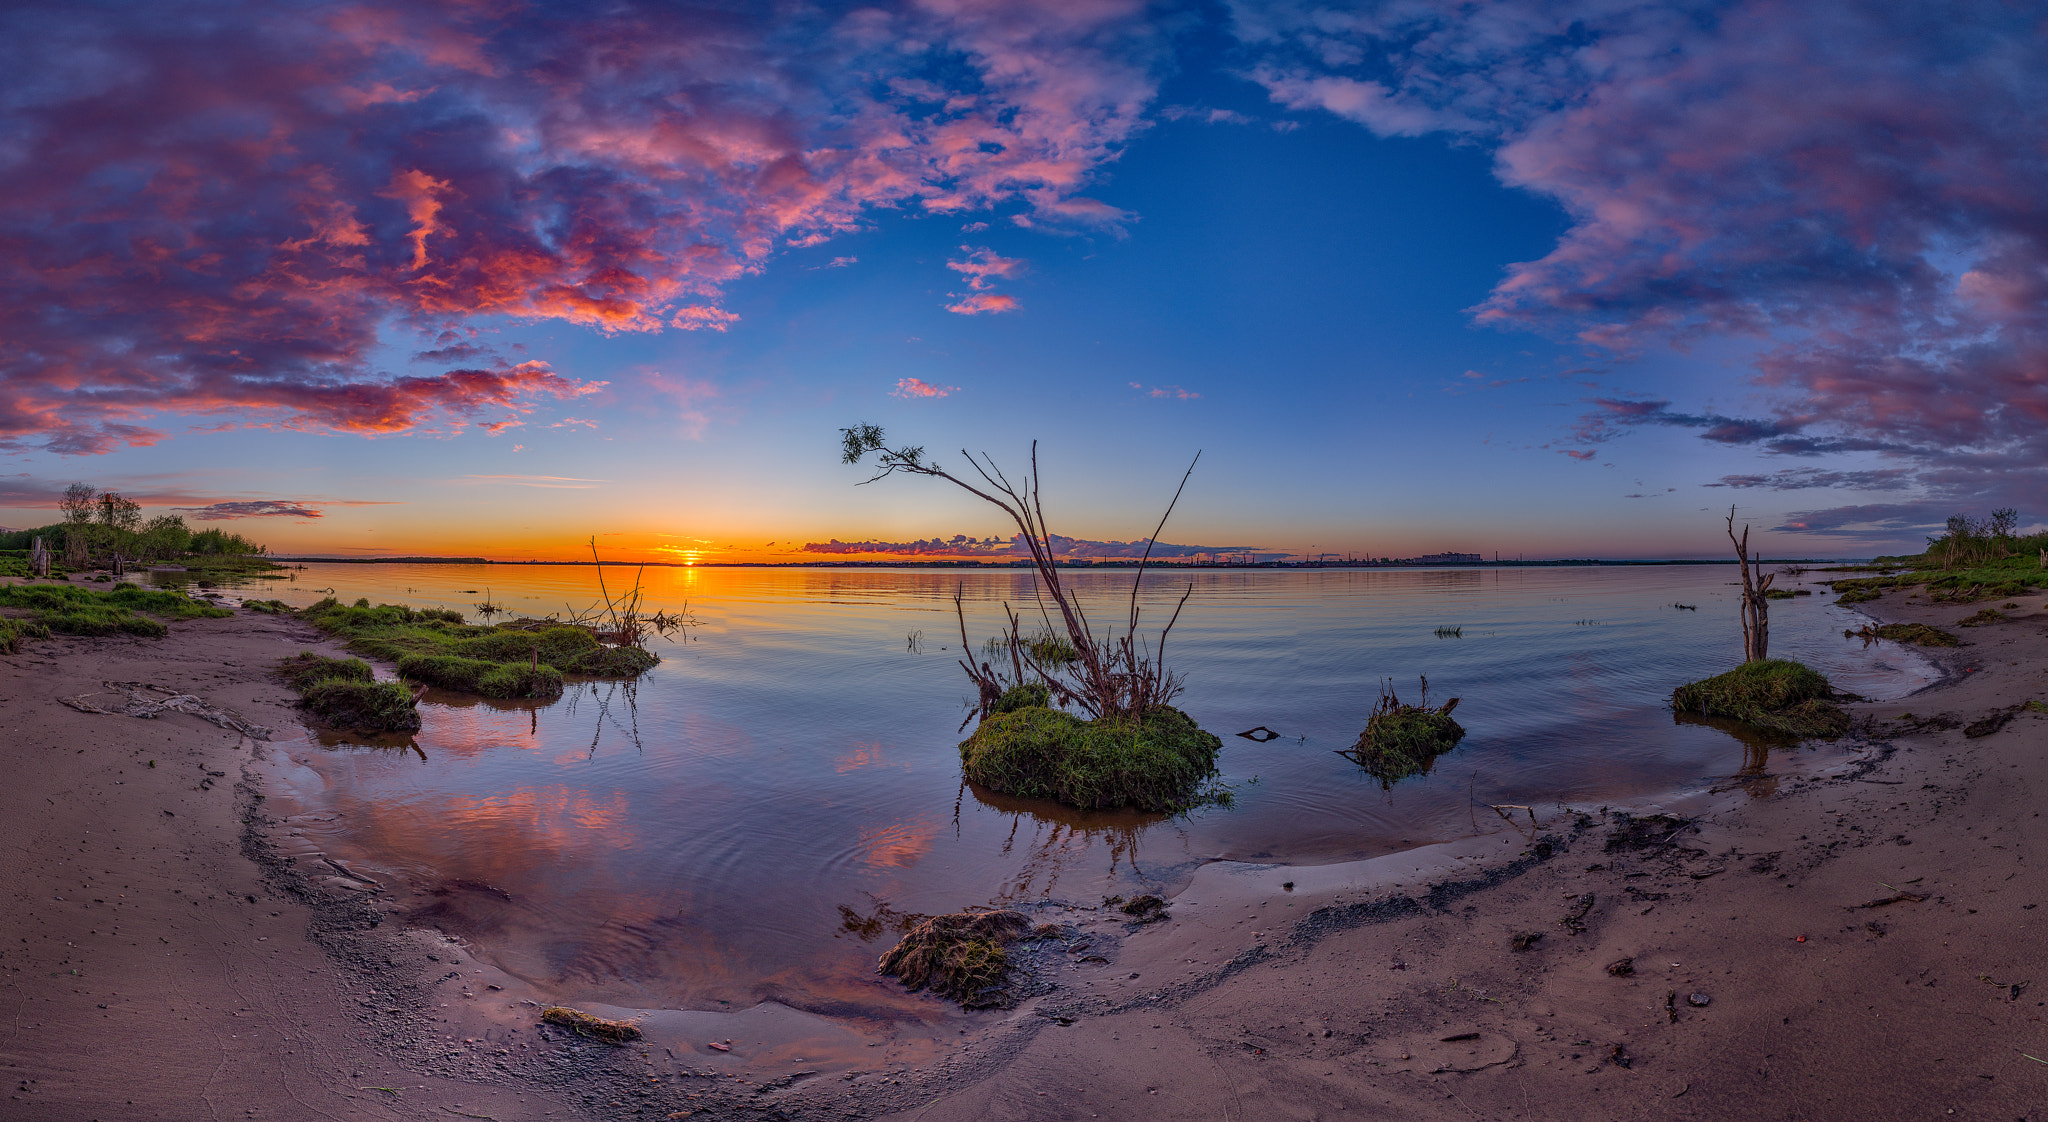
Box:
[672,306,741,331]
[944,292,1021,315]
[0,0,1161,454]
[892,377,957,398]
[946,247,1027,290]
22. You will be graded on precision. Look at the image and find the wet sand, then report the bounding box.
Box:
[4,581,2046,1120]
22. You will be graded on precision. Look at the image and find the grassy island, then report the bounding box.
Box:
[1340,679,1466,785]
[1670,659,1849,738]
[959,697,1224,813]
[297,597,658,702]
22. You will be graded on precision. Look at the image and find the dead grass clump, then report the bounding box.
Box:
[1119,894,1168,922]
[540,1005,643,1044]
[1845,622,1960,647]
[1340,677,1465,786]
[878,909,1033,1008]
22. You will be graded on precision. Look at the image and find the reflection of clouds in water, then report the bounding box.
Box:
[852,817,940,869]
[835,741,912,774]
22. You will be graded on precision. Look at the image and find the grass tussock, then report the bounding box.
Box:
[1846,622,1960,647]
[1959,608,2009,627]
[242,598,292,614]
[277,652,419,734]
[395,653,564,700]
[958,705,1224,813]
[1341,678,1465,786]
[1670,659,1848,739]
[296,678,421,734]
[277,652,374,690]
[877,909,1033,1008]
[0,617,52,654]
[539,1006,643,1044]
[294,598,658,702]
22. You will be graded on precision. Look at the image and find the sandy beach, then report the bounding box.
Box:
[4,583,2045,1121]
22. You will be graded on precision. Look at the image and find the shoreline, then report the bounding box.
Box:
[5,582,2045,1119]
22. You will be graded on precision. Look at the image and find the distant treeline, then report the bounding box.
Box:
[0,483,265,566]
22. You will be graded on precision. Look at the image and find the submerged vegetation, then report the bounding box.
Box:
[877,908,1034,1008]
[959,704,1225,812]
[1670,659,1849,738]
[1340,677,1466,786]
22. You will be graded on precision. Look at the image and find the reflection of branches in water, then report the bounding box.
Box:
[561,679,644,757]
[996,811,1157,902]
[834,894,927,943]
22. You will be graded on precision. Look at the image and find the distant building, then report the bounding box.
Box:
[1409,552,1484,565]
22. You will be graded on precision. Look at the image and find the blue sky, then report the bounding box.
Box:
[2,1,2036,561]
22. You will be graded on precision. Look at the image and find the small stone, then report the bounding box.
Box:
[1688,993,1711,1007]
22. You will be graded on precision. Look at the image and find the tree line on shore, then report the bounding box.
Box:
[0,483,265,569]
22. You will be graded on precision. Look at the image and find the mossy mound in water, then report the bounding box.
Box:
[959,705,1223,813]
[1341,682,1465,786]
[1671,659,1848,738]
[395,653,565,700]
[296,678,421,734]
[878,909,1033,1008]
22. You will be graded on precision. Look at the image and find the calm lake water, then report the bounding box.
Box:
[200,563,1933,1022]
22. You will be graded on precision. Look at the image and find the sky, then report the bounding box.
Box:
[2,0,2043,563]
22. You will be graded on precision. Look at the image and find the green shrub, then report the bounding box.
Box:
[1671,659,1848,738]
[959,705,1223,812]
[297,679,421,734]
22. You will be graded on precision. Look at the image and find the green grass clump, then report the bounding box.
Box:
[277,652,419,734]
[395,653,564,700]
[242,599,293,614]
[0,617,52,654]
[1671,659,1848,738]
[990,681,1051,715]
[959,705,1223,812]
[296,678,421,734]
[1959,608,2010,627]
[877,909,1033,1008]
[277,652,374,691]
[296,600,659,698]
[1342,681,1465,785]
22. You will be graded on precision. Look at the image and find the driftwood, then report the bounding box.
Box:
[58,682,273,740]
[1726,507,1773,662]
